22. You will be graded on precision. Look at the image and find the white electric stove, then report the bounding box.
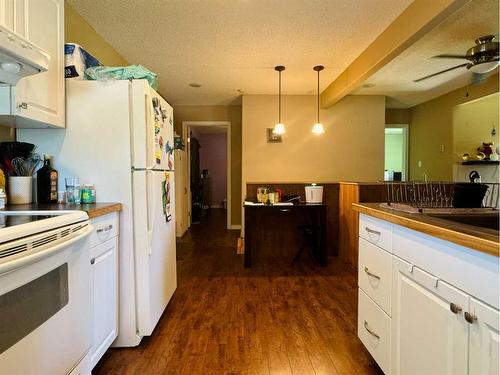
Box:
[0,210,94,375]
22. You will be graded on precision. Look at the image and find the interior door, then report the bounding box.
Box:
[391,256,469,375]
[469,297,500,375]
[133,170,177,336]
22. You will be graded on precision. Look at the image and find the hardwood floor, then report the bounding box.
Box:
[93,209,382,375]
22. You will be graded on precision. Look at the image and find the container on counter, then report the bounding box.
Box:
[256,187,269,204]
[305,184,323,204]
[37,155,58,204]
[8,176,32,204]
[0,188,6,209]
[57,191,66,204]
[65,177,81,204]
[81,184,96,204]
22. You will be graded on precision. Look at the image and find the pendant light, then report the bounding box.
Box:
[273,65,286,135]
[312,65,325,135]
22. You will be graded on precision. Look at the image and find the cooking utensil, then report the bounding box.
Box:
[11,154,41,176]
[452,183,488,208]
[12,157,26,176]
[0,142,35,173]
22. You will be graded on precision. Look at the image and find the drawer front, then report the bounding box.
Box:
[393,224,499,309]
[358,288,391,375]
[359,214,392,252]
[358,238,392,315]
[89,213,119,248]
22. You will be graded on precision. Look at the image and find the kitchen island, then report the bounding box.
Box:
[352,203,499,374]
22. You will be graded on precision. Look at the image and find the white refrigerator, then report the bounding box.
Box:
[18,79,177,347]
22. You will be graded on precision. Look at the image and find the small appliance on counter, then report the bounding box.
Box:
[305,183,323,203]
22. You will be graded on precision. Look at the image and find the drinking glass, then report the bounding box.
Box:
[65,178,81,204]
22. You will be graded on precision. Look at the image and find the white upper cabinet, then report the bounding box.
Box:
[0,0,65,128]
[468,298,500,375]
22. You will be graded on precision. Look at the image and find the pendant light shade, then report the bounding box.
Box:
[273,65,286,135]
[312,65,325,135]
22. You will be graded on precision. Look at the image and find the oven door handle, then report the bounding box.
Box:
[0,225,93,275]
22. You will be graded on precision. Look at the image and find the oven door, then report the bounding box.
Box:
[0,224,93,375]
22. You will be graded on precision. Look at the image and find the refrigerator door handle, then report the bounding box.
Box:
[144,92,156,170]
[146,170,155,255]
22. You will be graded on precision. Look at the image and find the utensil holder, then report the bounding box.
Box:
[8,176,32,204]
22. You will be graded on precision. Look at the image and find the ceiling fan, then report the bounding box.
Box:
[414,35,499,83]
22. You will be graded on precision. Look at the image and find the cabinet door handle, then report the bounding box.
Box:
[464,312,477,324]
[90,258,95,265]
[279,209,291,212]
[364,320,380,339]
[97,224,113,233]
[365,227,381,235]
[364,267,381,280]
[18,102,28,110]
[450,303,462,314]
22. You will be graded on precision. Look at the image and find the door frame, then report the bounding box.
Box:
[182,121,234,230]
[384,123,409,181]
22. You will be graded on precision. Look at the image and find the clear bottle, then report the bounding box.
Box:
[37,155,58,204]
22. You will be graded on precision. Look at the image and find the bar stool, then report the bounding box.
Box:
[292,224,318,264]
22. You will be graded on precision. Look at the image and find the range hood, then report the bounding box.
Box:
[0,25,50,85]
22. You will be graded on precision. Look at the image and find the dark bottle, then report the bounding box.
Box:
[37,155,58,203]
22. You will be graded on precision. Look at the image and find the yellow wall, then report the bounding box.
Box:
[173,105,242,226]
[242,94,386,188]
[386,108,410,124]
[65,3,128,66]
[409,74,499,180]
[453,92,499,159]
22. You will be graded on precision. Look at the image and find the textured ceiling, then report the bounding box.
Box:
[351,0,499,108]
[67,0,413,105]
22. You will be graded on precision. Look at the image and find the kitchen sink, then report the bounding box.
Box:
[425,212,500,231]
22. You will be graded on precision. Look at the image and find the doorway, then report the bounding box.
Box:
[384,124,409,181]
[181,121,232,230]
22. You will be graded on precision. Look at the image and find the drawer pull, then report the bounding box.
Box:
[364,320,380,339]
[365,227,381,236]
[97,224,113,234]
[450,303,462,314]
[364,267,381,280]
[279,209,291,212]
[464,312,477,324]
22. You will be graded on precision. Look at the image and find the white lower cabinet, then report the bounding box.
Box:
[391,256,469,375]
[357,215,500,375]
[468,298,500,375]
[358,288,391,374]
[89,213,119,369]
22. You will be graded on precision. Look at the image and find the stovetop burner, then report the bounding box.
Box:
[0,211,89,245]
[0,214,54,228]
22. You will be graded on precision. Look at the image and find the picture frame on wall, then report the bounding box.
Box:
[267,128,282,143]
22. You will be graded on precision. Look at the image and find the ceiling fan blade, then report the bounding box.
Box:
[414,63,469,82]
[434,54,469,59]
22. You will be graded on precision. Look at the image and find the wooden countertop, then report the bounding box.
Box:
[5,202,122,219]
[353,203,499,257]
